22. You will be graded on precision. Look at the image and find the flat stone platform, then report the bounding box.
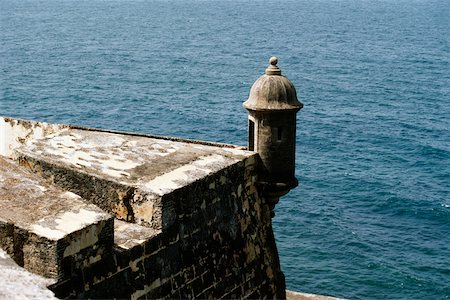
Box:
[5,118,255,229]
[16,126,250,194]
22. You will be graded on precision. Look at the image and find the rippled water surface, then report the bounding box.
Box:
[1,0,449,299]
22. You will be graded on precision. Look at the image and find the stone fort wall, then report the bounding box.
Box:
[0,117,285,299]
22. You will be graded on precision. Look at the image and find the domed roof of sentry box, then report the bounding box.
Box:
[243,57,303,112]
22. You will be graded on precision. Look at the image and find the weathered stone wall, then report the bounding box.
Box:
[1,117,286,299]
[45,156,285,299]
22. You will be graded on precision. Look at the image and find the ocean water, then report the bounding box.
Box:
[1,0,449,299]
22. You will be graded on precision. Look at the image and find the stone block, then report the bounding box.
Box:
[0,157,113,279]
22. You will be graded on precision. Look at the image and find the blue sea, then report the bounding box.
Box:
[1,0,449,298]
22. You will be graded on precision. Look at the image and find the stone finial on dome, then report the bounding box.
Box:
[243,56,303,112]
[265,56,282,75]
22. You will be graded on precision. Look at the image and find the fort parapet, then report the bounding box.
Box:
[0,58,303,299]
